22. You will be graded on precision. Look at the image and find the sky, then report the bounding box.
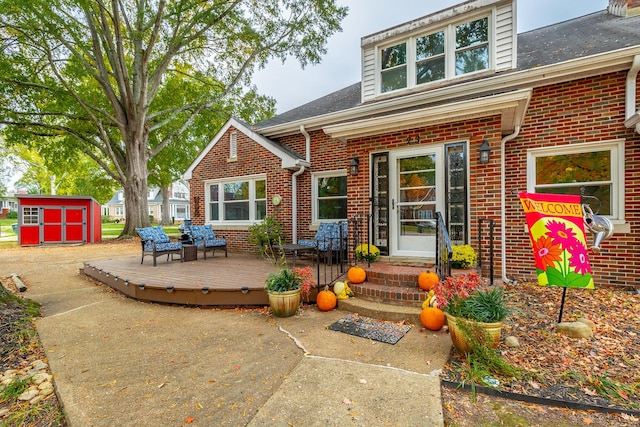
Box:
[252,0,610,114]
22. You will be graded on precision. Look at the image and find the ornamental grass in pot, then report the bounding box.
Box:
[265,266,314,317]
[433,273,510,353]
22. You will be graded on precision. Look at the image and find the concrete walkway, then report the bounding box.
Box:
[0,242,451,426]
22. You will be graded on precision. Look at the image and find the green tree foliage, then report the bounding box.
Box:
[0,0,347,234]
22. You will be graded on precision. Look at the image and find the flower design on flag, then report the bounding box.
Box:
[569,242,592,275]
[533,235,563,270]
[546,220,579,250]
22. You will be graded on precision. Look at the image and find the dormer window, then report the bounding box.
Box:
[378,15,491,94]
[455,17,489,75]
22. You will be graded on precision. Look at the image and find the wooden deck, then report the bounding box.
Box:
[82,253,289,306]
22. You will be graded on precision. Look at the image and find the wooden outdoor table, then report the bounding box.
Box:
[182,244,197,262]
[273,244,315,267]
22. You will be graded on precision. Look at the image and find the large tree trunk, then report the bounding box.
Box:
[160,186,171,225]
[121,134,151,236]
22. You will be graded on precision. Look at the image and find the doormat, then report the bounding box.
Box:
[327,314,412,345]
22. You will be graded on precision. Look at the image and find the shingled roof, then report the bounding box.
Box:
[255,10,640,130]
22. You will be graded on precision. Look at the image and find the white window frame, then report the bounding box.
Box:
[204,174,267,225]
[526,139,625,223]
[377,13,493,95]
[23,207,39,225]
[312,170,348,225]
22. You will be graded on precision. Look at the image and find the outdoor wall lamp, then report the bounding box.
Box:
[349,156,360,176]
[479,138,491,163]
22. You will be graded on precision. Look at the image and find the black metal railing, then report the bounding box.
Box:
[435,211,453,279]
[314,219,350,287]
[478,218,496,285]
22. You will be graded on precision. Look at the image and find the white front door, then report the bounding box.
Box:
[389,147,444,258]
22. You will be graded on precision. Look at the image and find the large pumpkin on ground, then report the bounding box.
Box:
[420,307,445,331]
[418,271,439,291]
[317,288,337,311]
[347,266,366,284]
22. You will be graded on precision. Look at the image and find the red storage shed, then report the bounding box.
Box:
[16,195,102,246]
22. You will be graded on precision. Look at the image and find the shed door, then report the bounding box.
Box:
[65,207,86,242]
[42,207,63,243]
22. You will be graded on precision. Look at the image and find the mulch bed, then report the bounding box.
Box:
[441,281,640,415]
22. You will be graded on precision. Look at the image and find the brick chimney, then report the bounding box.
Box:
[609,0,640,17]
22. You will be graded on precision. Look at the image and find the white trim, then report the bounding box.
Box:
[526,139,625,222]
[183,118,304,180]
[376,13,494,96]
[323,88,531,141]
[204,174,267,225]
[311,170,348,224]
[259,47,639,138]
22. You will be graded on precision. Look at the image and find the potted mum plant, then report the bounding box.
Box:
[355,243,380,264]
[451,244,477,269]
[265,266,315,317]
[433,272,510,353]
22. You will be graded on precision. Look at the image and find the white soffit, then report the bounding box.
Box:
[322,89,532,141]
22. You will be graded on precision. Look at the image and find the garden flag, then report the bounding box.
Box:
[519,192,594,289]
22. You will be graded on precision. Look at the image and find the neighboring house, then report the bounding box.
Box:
[184,0,640,286]
[0,194,18,217]
[103,181,190,222]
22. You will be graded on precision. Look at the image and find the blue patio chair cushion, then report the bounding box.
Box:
[136,226,171,251]
[298,222,336,251]
[191,225,226,248]
[153,241,183,252]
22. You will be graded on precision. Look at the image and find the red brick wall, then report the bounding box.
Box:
[189,71,639,287]
[504,72,640,286]
[188,127,294,252]
[345,117,504,268]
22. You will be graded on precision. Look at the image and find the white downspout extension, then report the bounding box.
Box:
[501,126,521,284]
[291,125,311,243]
[625,55,640,134]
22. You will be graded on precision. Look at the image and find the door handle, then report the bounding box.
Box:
[392,199,395,210]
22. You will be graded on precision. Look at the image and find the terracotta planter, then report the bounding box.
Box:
[267,289,301,317]
[444,312,502,353]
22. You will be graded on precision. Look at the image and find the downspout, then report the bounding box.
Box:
[291,125,311,243]
[624,55,640,134]
[501,126,521,284]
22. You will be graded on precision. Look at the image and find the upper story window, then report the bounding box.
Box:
[455,17,489,75]
[379,16,490,94]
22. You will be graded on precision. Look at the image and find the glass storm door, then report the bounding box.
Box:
[389,147,444,258]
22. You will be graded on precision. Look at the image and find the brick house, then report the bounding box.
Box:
[184,0,640,286]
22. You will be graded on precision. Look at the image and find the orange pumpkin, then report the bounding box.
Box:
[317,288,337,311]
[420,307,445,331]
[347,266,366,284]
[418,271,439,291]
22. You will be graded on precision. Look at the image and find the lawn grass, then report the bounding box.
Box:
[1,217,181,242]
[102,222,181,239]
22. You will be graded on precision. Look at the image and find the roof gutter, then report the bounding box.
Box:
[258,47,639,138]
[500,126,521,285]
[291,125,311,243]
[624,55,640,133]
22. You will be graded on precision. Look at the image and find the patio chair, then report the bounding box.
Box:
[297,222,335,252]
[135,226,183,266]
[297,222,348,262]
[190,225,228,259]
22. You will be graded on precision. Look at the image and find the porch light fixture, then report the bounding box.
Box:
[479,138,491,163]
[349,156,360,176]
